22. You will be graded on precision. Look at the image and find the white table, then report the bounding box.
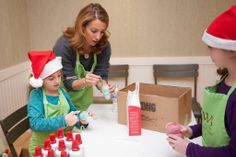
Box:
[81,104,201,157]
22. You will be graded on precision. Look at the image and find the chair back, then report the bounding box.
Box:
[153,64,201,123]
[93,64,129,104]
[153,64,198,99]
[108,64,129,86]
[0,105,29,157]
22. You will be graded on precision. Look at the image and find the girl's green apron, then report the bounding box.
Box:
[67,52,97,111]
[29,88,72,156]
[202,80,236,147]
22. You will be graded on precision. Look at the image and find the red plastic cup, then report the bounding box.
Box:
[66,130,74,141]
[60,150,68,157]
[33,146,43,157]
[49,133,56,144]
[58,140,66,151]
[47,149,54,157]
[57,128,64,139]
[71,140,80,151]
[75,134,82,145]
[44,138,52,150]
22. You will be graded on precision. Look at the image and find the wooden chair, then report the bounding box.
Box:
[93,64,129,104]
[153,64,202,123]
[0,105,30,157]
[108,64,129,87]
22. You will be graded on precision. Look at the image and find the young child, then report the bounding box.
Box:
[167,5,236,157]
[27,50,83,155]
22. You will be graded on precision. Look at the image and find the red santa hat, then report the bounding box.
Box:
[28,50,62,88]
[202,5,236,51]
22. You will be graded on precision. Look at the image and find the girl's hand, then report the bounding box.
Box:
[165,122,193,138]
[165,122,182,138]
[180,125,193,138]
[167,134,190,155]
[88,111,94,117]
[65,111,79,126]
[79,111,94,124]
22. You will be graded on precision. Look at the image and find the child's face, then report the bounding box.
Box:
[207,46,235,68]
[43,70,62,92]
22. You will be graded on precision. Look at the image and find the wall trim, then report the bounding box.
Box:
[0,61,30,81]
[0,56,213,81]
[110,56,213,66]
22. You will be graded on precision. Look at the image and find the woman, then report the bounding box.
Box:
[53,3,115,111]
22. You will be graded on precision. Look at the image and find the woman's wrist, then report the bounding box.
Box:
[97,79,105,90]
[83,78,87,86]
[72,78,87,90]
[80,78,87,89]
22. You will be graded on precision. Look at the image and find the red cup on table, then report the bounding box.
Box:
[165,122,184,138]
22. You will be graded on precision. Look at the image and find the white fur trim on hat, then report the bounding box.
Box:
[29,76,43,88]
[202,31,236,51]
[40,57,62,79]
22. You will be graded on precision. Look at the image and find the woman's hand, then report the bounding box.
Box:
[96,79,115,93]
[65,111,79,126]
[167,134,190,155]
[108,83,115,93]
[84,73,101,86]
[72,73,101,90]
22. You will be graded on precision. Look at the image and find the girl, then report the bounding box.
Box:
[53,3,115,111]
[167,5,236,157]
[27,50,85,156]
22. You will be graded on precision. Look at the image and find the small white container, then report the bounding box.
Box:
[55,140,68,157]
[42,138,51,157]
[69,140,82,157]
[49,133,58,150]
[74,134,84,157]
[65,130,74,150]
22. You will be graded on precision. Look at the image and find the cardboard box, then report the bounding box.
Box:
[117,83,192,133]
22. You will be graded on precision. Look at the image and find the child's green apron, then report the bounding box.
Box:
[67,53,97,111]
[29,88,71,156]
[202,80,236,147]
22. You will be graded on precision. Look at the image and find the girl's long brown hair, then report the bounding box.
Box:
[217,67,228,78]
[64,3,110,53]
[216,49,235,78]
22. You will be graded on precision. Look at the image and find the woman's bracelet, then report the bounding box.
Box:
[79,78,87,90]
[83,77,87,86]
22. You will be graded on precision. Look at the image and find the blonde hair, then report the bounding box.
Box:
[64,3,110,53]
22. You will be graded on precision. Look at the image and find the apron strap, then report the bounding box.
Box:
[76,51,97,73]
[226,82,236,98]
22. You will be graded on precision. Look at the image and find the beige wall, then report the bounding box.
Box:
[26,0,236,57]
[0,0,30,70]
[1,0,236,70]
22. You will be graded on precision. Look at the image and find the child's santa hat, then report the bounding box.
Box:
[202,5,236,51]
[28,50,62,88]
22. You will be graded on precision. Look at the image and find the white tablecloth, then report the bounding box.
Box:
[81,104,201,157]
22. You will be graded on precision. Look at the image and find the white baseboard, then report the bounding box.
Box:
[110,56,213,65]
